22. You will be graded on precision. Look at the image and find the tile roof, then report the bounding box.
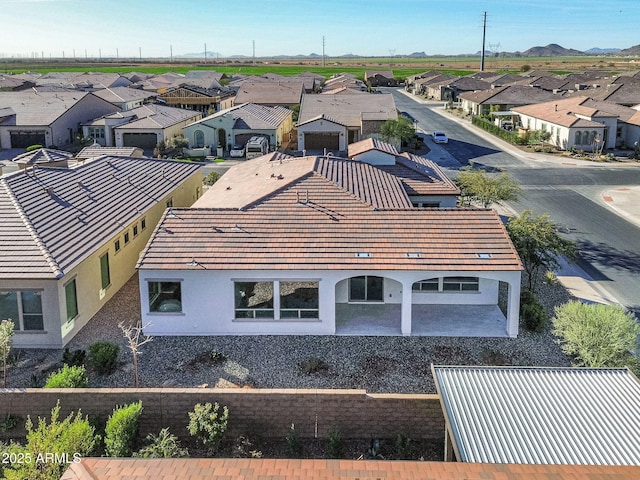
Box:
[0,91,103,126]
[77,146,144,158]
[61,458,640,480]
[107,104,200,130]
[298,93,397,127]
[382,153,461,196]
[433,366,640,465]
[0,156,202,279]
[12,148,73,166]
[137,201,521,272]
[348,137,399,157]
[459,85,559,105]
[234,81,304,105]
[512,96,614,128]
[92,86,157,105]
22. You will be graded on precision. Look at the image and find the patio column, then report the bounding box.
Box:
[401,280,412,335]
[506,274,521,337]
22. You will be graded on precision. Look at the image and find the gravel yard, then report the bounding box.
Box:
[10,273,573,393]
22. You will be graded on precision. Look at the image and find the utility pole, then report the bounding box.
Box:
[139,47,142,61]
[204,43,207,63]
[480,11,487,72]
[322,36,325,68]
[252,40,255,65]
[170,45,172,63]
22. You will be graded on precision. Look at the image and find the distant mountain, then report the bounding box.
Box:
[179,51,224,59]
[408,52,427,58]
[618,44,640,56]
[585,47,621,54]
[521,44,584,57]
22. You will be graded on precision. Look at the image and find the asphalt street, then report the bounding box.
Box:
[387,88,640,317]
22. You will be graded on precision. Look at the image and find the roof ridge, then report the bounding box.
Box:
[1,178,64,278]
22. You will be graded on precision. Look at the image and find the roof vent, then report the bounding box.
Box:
[477,253,492,259]
[406,252,421,258]
[186,257,199,267]
[355,252,372,258]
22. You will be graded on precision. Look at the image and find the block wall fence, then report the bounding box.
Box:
[0,388,444,441]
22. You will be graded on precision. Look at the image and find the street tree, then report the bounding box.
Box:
[380,116,415,147]
[455,167,521,208]
[0,319,14,387]
[119,321,153,388]
[506,210,575,291]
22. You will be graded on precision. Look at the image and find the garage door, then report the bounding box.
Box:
[10,131,46,148]
[122,133,158,149]
[304,132,340,151]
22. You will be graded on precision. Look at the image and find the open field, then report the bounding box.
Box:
[1,55,638,79]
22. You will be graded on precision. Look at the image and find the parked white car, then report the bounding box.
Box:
[229,144,245,158]
[432,131,449,144]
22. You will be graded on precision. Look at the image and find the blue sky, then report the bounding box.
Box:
[0,0,638,58]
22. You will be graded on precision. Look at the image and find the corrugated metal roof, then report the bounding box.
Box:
[433,366,640,465]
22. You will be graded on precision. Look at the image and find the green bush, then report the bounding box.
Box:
[135,428,188,458]
[232,434,262,458]
[298,357,329,375]
[89,342,119,374]
[326,427,344,459]
[285,423,302,457]
[471,116,520,144]
[552,301,640,369]
[44,364,88,388]
[104,401,143,457]
[203,171,221,186]
[520,291,548,332]
[63,347,86,367]
[394,433,413,460]
[25,144,43,152]
[187,402,229,453]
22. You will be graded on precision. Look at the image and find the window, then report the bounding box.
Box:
[235,282,274,318]
[0,290,44,331]
[114,239,121,252]
[280,282,319,319]
[124,231,130,244]
[412,279,439,291]
[148,281,182,313]
[413,277,479,293]
[99,252,110,289]
[194,130,205,148]
[133,225,139,237]
[349,276,383,302]
[65,279,78,322]
[443,277,479,292]
[141,218,147,230]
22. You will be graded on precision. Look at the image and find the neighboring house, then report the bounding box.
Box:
[365,70,397,87]
[82,103,201,149]
[76,145,144,160]
[459,85,559,115]
[297,93,397,151]
[0,75,35,91]
[92,86,157,111]
[158,84,235,114]
[182,103,293,153]
[566,76,640,107]
[12,148,73,169]
[433,366,640,465]
[36,72,133,91]
[0,91,120,149]
[0,155,203,348]
[234,81,304,107]
[511,96,640,150]
[322,73,367,93]
[347,138,460,207]
[137,154,522,339]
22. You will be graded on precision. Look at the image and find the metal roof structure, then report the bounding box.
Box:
[432,366,640,465]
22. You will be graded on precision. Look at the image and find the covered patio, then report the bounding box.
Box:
[335,303,509,337]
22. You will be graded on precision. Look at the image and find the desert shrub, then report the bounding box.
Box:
[520,291,548,332]
[326,427,344,458]
[63,347,86,367]
[135,428,188,458]
[394,433,413,460]
[298,357,329,375]
[232,435,262,458]
[187,402,229,453]
[2,402,98,480]
[203,171,221,186]
[104,401,144,457]
[286,423,302,457]
[44,364,88,388]
[89,341,119,374]
[552,301,640,370]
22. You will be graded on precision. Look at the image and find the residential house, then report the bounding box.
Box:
[35,72,133,91]
[365,70,396,87]
[92,87,158,111]
[459,85,559,116]
[322,73,367,93]
[182,103,293,153]
[82,103,201,149]
[0,75,35,91]
[137,153,522,339]
[158,84,235,114]
[233,81,305,107]
[296,93,397,152]
[566,76,640,107]
[0,155,202,348]
[347,138,460,207]
[0,91,120,148]
[76,145,144,160]
[435,76,492,102]
[512,96,640,150]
